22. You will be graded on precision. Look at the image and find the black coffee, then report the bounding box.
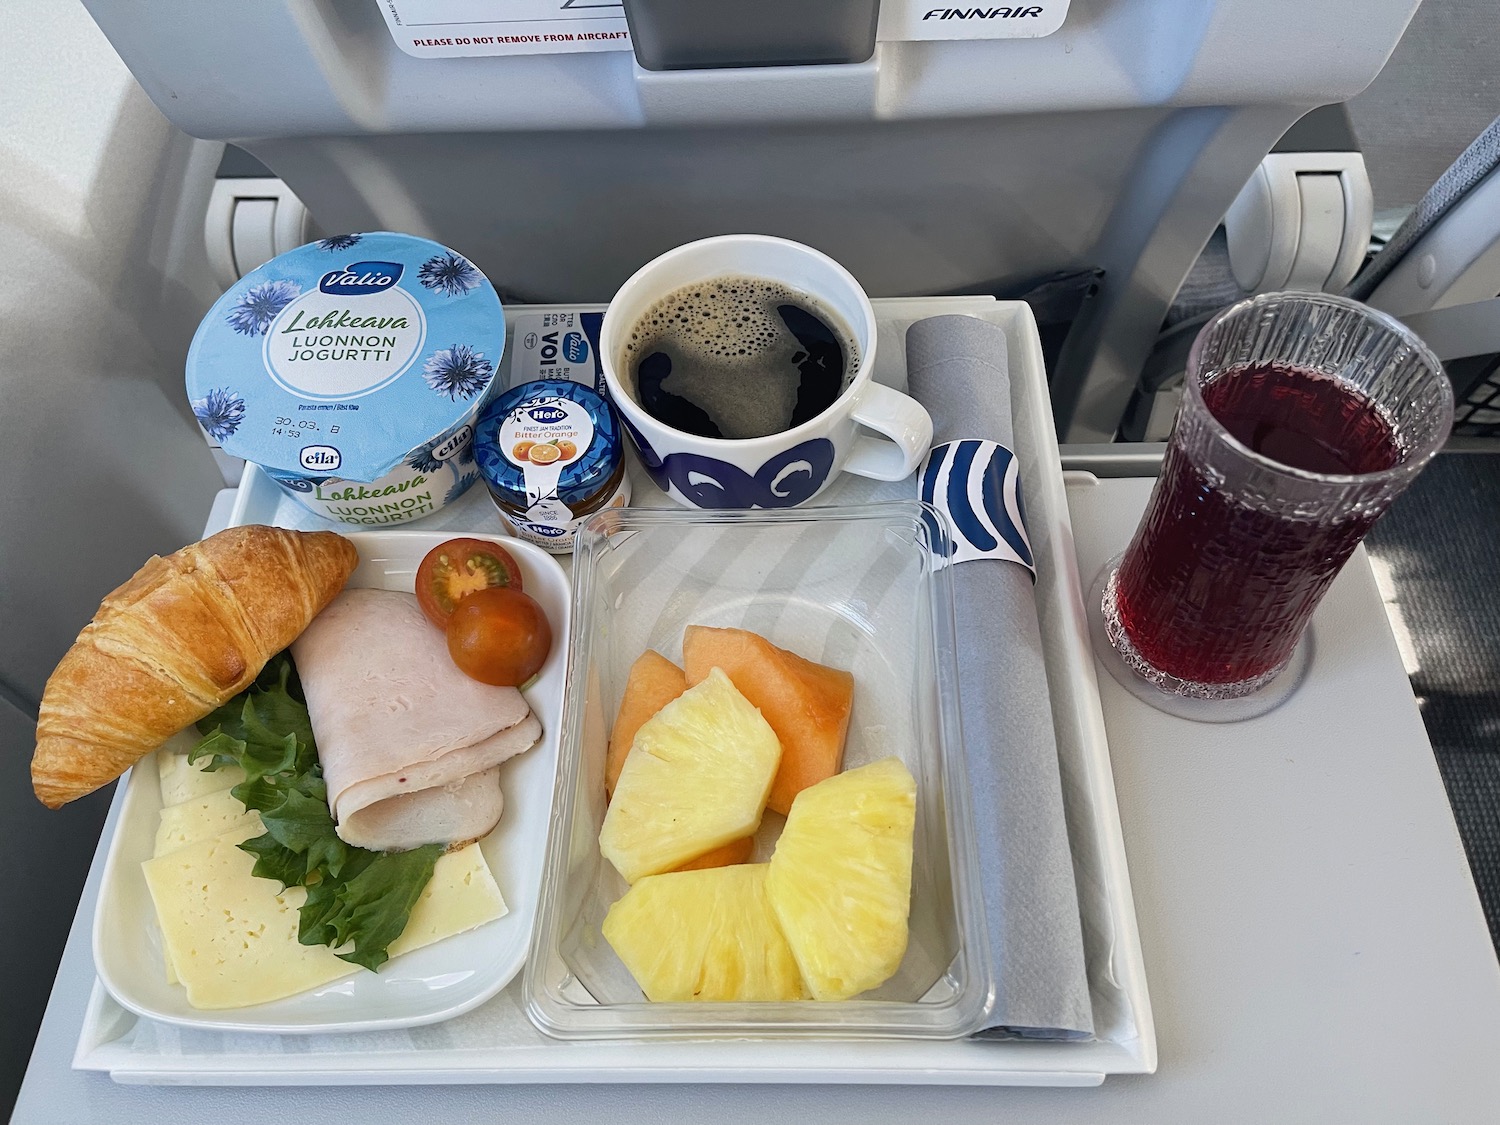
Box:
[623,276,860,440]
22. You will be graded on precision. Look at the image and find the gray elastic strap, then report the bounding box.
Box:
[1347,114,1500,301]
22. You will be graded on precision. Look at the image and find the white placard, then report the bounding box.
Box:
[379,0,631,58]
[378,0,1070,58]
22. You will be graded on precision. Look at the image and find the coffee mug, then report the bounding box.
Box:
[599,235,933,509]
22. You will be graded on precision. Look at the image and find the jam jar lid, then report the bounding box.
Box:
[474,379,624,509]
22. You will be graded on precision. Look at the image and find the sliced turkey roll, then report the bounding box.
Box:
[290,587,542,851]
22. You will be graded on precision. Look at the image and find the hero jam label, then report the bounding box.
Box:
[496,470,631,552]
[497,394,597,539]
[500,396,595,477]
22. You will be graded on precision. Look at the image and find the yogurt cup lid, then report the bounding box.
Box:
[474,380,623,509]
[185,232,504,483]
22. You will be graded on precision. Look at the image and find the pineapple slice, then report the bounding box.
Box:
[765,757,917,1001]
[602,864,806,1002]
[599,667,781,884]
[682,625,855,816]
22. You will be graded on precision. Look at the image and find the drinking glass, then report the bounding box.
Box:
[1101,292,1452,702]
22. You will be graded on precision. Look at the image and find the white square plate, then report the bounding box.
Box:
[90,530,570,1034]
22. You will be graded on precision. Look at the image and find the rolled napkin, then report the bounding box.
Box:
[906,314,1094,1040]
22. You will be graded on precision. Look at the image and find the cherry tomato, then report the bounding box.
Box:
[415,538,523,629]
[446,586,552,687]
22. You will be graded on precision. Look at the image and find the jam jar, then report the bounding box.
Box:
[473,379,630,553]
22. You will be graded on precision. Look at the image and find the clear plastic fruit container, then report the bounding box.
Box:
[524,501,994,1039]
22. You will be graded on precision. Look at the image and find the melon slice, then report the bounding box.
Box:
[602,863,806,1002]
[606,650,687,801]
[673,835,754,872]
[599,668,781,884]
[683,626,854,816]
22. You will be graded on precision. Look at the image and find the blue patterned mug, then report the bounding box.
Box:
[600,235,932,510]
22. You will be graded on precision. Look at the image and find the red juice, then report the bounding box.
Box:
[1113,364,1403,687]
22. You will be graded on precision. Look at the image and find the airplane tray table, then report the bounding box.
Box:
[66,297,1157,1087]
[20,323,1500,1115]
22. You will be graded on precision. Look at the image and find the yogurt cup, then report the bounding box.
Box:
[186,232,504,525]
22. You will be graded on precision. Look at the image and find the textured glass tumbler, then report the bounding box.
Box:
[1103,292,1453,700]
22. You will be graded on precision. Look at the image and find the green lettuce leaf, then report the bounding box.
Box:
[186,652,440,972]
[297,876,345,948]
[188,729,249,775]
[238,830,311,889]
[324,845,443,972]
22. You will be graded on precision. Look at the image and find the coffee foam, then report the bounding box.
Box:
[622,276,859,440]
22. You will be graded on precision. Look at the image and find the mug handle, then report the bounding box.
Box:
[843,383,934,482]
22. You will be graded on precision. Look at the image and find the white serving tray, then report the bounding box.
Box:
[73,297,1155,1086]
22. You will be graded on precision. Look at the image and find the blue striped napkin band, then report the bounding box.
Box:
[918,439,1035,579]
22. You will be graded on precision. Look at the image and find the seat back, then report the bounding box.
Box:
[82,0,1428,439]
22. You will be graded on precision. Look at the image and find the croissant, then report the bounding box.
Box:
[31,525,359,808]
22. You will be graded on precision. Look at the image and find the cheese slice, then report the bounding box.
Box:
[391,842,508,957]
[153,789,265,985]
[158,736,247,807]
[142,829,507,1010]
[154,787,263,858]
